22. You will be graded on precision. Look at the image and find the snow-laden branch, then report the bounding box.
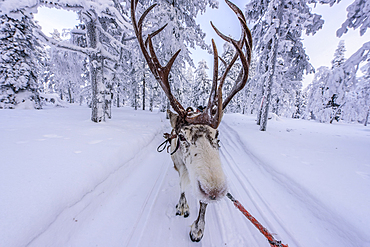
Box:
[343,41,370,78]
[336,0,370,37]
[0,0,40,16]
[96,25,131,53]
[97,43,120,62]
[35,29,97,55]
[36,28,119,62]
[39,0,83,11]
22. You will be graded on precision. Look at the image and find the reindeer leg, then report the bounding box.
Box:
[172,155,190,218]
[189,201,208,242]
[176,192,189,217]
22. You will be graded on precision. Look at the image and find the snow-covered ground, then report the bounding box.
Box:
[0,106,369,247]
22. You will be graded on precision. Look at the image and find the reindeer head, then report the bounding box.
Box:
[131,0,252,202]
[168,110,227,202]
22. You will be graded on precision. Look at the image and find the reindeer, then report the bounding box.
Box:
[131,0,252,242]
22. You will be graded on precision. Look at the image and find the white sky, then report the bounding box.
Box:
[34,6,81,38]
[34,0,370,87]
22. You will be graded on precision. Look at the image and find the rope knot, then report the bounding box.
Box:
[157,130,180,155]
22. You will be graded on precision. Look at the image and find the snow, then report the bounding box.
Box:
[0,106,369,247]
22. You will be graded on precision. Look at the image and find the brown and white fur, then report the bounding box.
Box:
[131,0,252,241]
[168,110,227,242]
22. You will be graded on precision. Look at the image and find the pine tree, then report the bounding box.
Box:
[0,13,42,109]
[193,60,210,108]
[332,40,346,69]
[303,66,332,122]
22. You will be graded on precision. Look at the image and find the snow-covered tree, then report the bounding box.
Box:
[29,0,132,122]
[335,0,370,37]
[292,89,305,118]
[193,60,210,107]
[303,66,332,122]
[245,0,323,131]
[219,42,243,113]
[307,0,370,124]
[48,46,88,104]
[332,40,346,69]
[0,12,43,109]
[304,39,370,125]
[132,0,217,112]
[241,55,258,115]
[340,41,370,124]
[182,66,194,108]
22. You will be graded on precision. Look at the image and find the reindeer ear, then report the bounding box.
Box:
[167,110,179,129]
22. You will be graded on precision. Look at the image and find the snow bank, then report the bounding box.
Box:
[0,106,166,247]
[222,113,370,246]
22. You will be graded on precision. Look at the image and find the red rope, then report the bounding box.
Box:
[226,193,288,247]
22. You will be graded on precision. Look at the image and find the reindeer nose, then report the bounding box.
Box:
[209,195,217,200]
[198,181,222,201]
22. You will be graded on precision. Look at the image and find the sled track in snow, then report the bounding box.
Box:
[219,123,299,246]
[26,121,363,247]
[27,129,171,247]
[124,156,170,246]
[220,122,364,247]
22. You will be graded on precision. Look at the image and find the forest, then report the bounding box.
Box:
[0,0,369,130]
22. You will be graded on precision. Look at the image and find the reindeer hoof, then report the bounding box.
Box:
[176,203,190,218]
[189,229,203,242]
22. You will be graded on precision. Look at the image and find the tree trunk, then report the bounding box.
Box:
[364,107,369,126]
[89,52,104,122]
[149,96,153,112]
[86,12,105,123]
[260,39,279,131]
[134,87,138,110]
[142,71,146,110]
[259,0,283,131]
[68,85,73,103]
[330,102,346,124]
[256,94,265,125]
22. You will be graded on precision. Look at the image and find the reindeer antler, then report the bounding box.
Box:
[131,0,186,118]
[131,0,252,129]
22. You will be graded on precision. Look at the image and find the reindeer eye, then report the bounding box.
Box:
[178,134,186,142]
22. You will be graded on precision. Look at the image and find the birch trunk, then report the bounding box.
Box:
[86,12,105,123]
[259,0,283,131]
[260,38,278,131]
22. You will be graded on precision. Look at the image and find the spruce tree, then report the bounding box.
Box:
[331,40,346,69]
[0,13,42,109]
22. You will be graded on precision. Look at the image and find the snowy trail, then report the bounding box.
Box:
[9,109,367,247]
[26,122,278,247]
[219,122,363,247]
[26,131,170,246]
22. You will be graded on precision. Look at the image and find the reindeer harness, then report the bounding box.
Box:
[157,129,180,155]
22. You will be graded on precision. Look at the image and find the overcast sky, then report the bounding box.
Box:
[34,6,80,38]
[34,0,370,88]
